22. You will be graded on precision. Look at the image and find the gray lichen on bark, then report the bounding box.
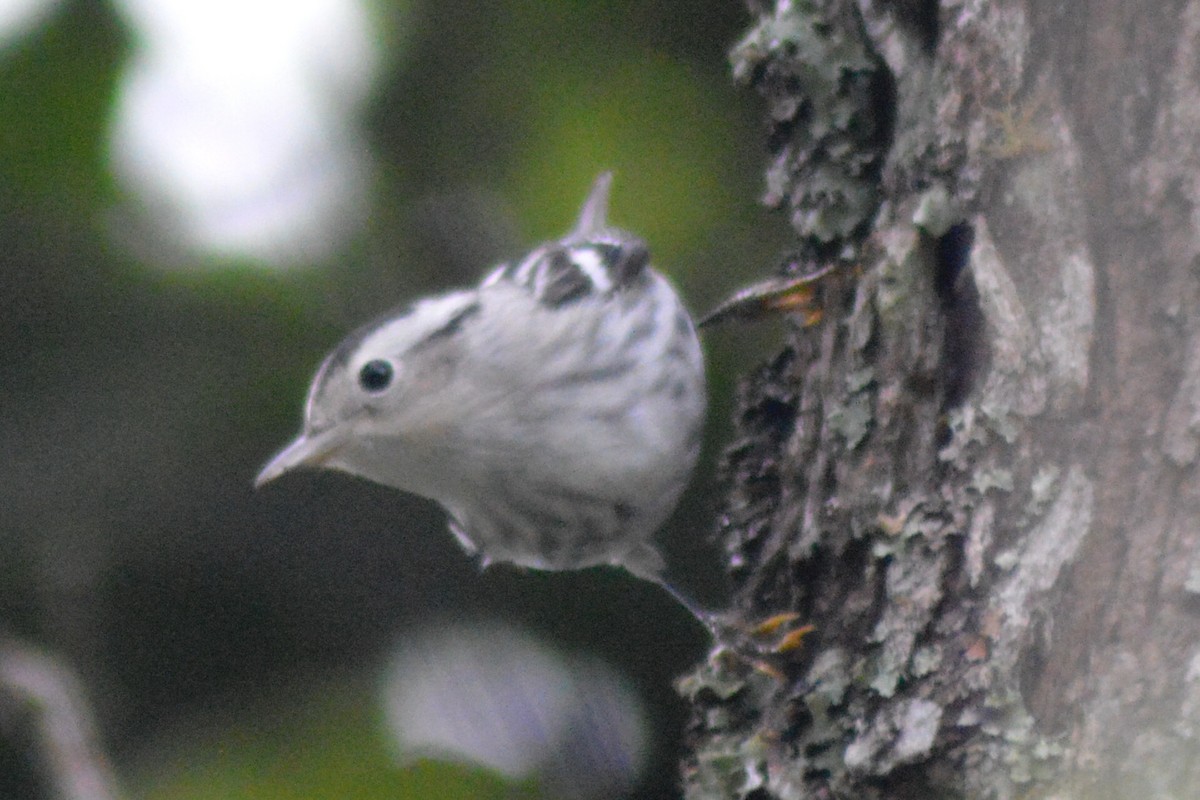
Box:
[730,0,889,249]
[679,0,1112,798]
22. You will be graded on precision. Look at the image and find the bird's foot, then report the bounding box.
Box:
[693,609,817,681]
[697,263,841,328]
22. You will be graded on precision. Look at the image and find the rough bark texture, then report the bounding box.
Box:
[679,0,1200,797]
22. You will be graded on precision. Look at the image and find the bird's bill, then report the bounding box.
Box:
[254,429,345,488]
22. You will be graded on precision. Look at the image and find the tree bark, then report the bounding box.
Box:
[680,1,1200,797]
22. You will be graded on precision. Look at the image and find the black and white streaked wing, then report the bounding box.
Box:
[483,240,650,308]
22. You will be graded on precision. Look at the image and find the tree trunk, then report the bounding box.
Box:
[679,1,1200,797]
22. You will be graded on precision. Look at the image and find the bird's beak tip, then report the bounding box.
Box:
[254,450,295,490]
[254,433,332,490]
[253,462,285,490]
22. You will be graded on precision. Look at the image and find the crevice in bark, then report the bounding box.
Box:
[933,222,985,414]
[883,0,941,57]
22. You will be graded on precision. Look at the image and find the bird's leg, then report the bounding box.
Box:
[621,531,816,660]
[649,576,816,662]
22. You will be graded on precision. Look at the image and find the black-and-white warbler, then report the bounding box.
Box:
[257,173,708,617]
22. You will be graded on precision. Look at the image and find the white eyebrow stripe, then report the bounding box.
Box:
[567,247,612,293]
[359,291,479,359]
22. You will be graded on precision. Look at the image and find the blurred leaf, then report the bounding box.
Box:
[134,677,536,800]
[0,1,123,207]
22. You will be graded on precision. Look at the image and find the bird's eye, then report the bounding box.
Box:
[358,359,394,392]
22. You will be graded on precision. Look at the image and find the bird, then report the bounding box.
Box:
[256,173,711,620]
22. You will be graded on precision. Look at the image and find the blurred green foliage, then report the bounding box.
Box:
[135,677,533,800]
[0,1,123,205]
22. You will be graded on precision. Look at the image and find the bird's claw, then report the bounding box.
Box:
[703,609,817,680]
